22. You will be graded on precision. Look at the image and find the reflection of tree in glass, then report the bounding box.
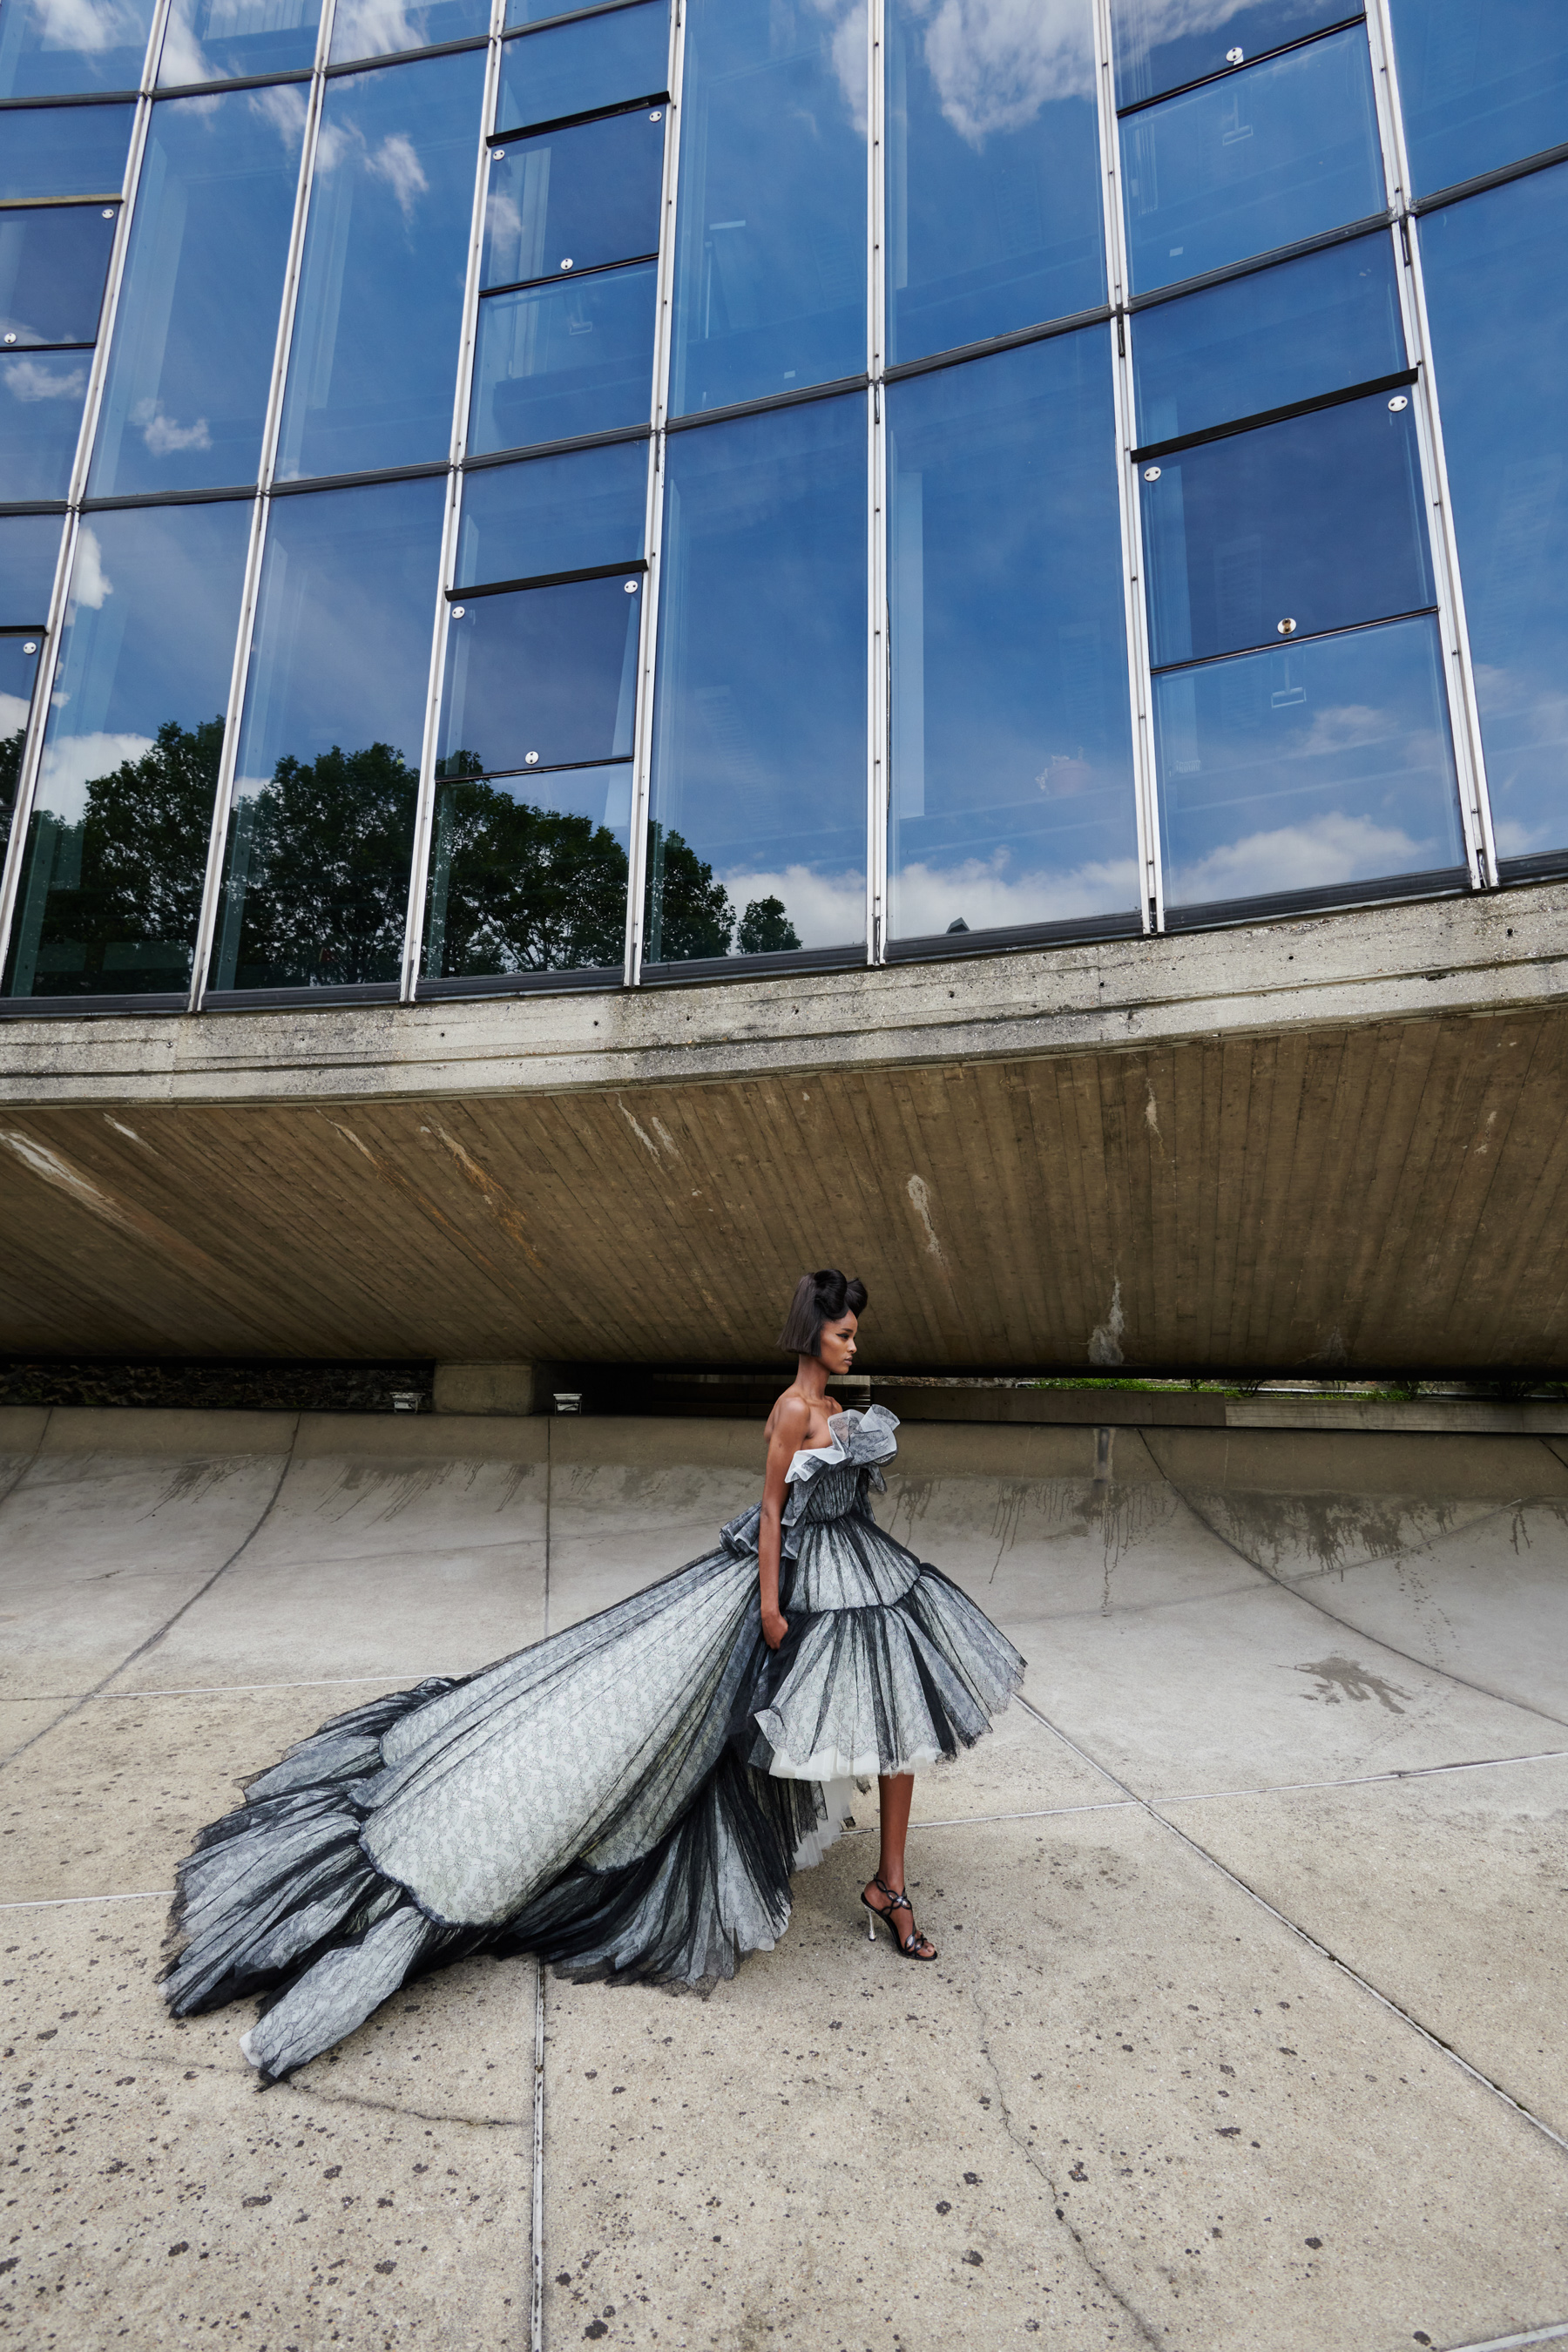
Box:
[223,741,416,989]
[10,717,219,994]
[428,766,629,977]
[0,727,23,854]
[646,820,735,960]
[735,893,801,954]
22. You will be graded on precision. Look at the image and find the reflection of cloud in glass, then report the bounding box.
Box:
[807,0,869,133]
[1166,811,1432,903]
[38,729,156,824]
[366,129,429,220]
[248,82,310,145]
[131,397,213,455]
[32,0,145,53]
[717,862,864,949]
[901,0,1093,144]
[3,357,88,403]
[71,527,112,612]
[894,850,1139,934]
[330,0,422,58]
[0,693,30,735]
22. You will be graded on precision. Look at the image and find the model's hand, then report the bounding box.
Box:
[761,1609,788,1652]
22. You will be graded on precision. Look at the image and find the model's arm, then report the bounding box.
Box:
[758,1396,810,1652]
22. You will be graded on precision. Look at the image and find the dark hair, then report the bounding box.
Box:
[778,1267,868,1355]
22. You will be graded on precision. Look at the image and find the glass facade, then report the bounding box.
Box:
[0,0,1558,1010]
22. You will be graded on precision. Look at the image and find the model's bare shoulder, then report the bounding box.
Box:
[763,1388,812,1444]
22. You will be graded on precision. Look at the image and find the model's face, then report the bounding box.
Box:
[818,1313,858,1375]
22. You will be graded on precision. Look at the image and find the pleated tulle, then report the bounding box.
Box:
[161,1407,1024,2080]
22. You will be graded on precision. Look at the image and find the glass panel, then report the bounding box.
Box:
[469,263,655,455]
[0,103,134,199]
[1121,27,1383,296]
[424,765,629,977]
[2,500,250,999]
[277,48,486,481]
[439,574,639,777]
[671,0,867,416]
[89,88,304,497]
[1112,0,1355,109]
[330,0,489,67]
[0,202,116,346]
[1389,0,1568,196]
[1420,166,1568,863]
[0,0,156,96]
[648,394,864,961]
[496,3,668,133]
[0,511,63,618]
[0,349,88,497]
[1132,233,1403,444]
[888,330,1139,943]
[482,109,664,291]
[456,440,646,585]
[1142,391,1432,668]
[0,632,42,862]
[887,0,1103,367]
[1154,616,1463,908]
[211,475,443,990]
[159,0,321,85]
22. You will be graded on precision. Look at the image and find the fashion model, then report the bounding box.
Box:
[162,1270,1024,2079]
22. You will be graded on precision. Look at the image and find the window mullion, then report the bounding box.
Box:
[868,0,886,966]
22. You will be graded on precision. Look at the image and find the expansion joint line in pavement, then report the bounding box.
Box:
[0,1405,51,1511]
[0,1414,305,1775]
[1012,1693,1568,2165]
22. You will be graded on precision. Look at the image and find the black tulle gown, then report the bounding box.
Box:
[162,1407,1024,2078]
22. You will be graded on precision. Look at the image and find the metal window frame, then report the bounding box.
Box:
[867,0,886,967]
[1094,0,1162,934]
[1365,0,1497,886]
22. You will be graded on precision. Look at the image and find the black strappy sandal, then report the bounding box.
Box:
[860,1872,937,1961]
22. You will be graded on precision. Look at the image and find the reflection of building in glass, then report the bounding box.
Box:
[0,0,1563,1005]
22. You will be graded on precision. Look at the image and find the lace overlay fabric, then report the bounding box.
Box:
[162,1405,1024,2079]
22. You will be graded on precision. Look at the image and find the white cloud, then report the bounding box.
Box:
[131,398,213,456]
[328,0,421,59]
[366,130,429,221]
[3,356,87,403]
[903,0,1094,145]
[71,527,112,612]
[248,81,310,148]
[157,4,213,84]
[1164,811,1436,906]
[31,0,145,55]
[891,848,1140,936]
[719,862,867,950]
[0,693,30,738]
[37,730,156,825]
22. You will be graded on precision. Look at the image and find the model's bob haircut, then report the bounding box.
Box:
[778,1267,868,1355]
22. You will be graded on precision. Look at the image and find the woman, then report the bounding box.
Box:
[162,1270,1024,2079]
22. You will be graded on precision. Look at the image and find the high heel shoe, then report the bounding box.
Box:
[860,1873,937,1961]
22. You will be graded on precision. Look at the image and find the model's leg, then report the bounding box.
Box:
[862,1774,936,1957]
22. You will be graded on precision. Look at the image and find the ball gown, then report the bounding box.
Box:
[161,1406,1024,2079]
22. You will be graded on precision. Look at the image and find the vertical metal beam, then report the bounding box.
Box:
[1365,0,1497,887]
[625,0,687,985]
[1092,0,1162,932]
[866,0,887,966]
[188,0,339,1008]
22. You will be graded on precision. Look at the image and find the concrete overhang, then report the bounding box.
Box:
[1,882,1565,1375]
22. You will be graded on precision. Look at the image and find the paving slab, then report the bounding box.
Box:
[0,1904,531,2350]
[1159,1755,1568,2140]
[0,1685,416,1906]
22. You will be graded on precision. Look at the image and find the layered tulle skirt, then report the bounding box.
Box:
[162,1475,1024,2079]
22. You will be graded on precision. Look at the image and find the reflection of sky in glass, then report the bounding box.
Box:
[234,476,444,788]
[888,0,1103,366]
[672,0,866,416]
[439,576,640,775]
[278,48,486,479]
[0,0,155,96]
[482,110,665,289]
[0,513,64,622]
[1422,166,1568,863]
[330,0,489,67]
[496,5,668,132]
[0,350,89,499]
[0,104,134,199]
[1142,395,1432,668]
[470,265,657,455]
[1121,28,1383,294]
[0,206,117,346]
[1112,0,1350,108]
[1389,0,1568,197]
[0,637,41,766]
[1155,616,1463,909]
[889,328,1138,943]
[159,0,321,85]
[1132,233,1403,445]
[91,87,304,496]
[30,500,249,825]
[456,440,647,585]
[650,394,865,956]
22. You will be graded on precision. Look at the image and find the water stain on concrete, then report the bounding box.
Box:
[1290,1654,1414,1713]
